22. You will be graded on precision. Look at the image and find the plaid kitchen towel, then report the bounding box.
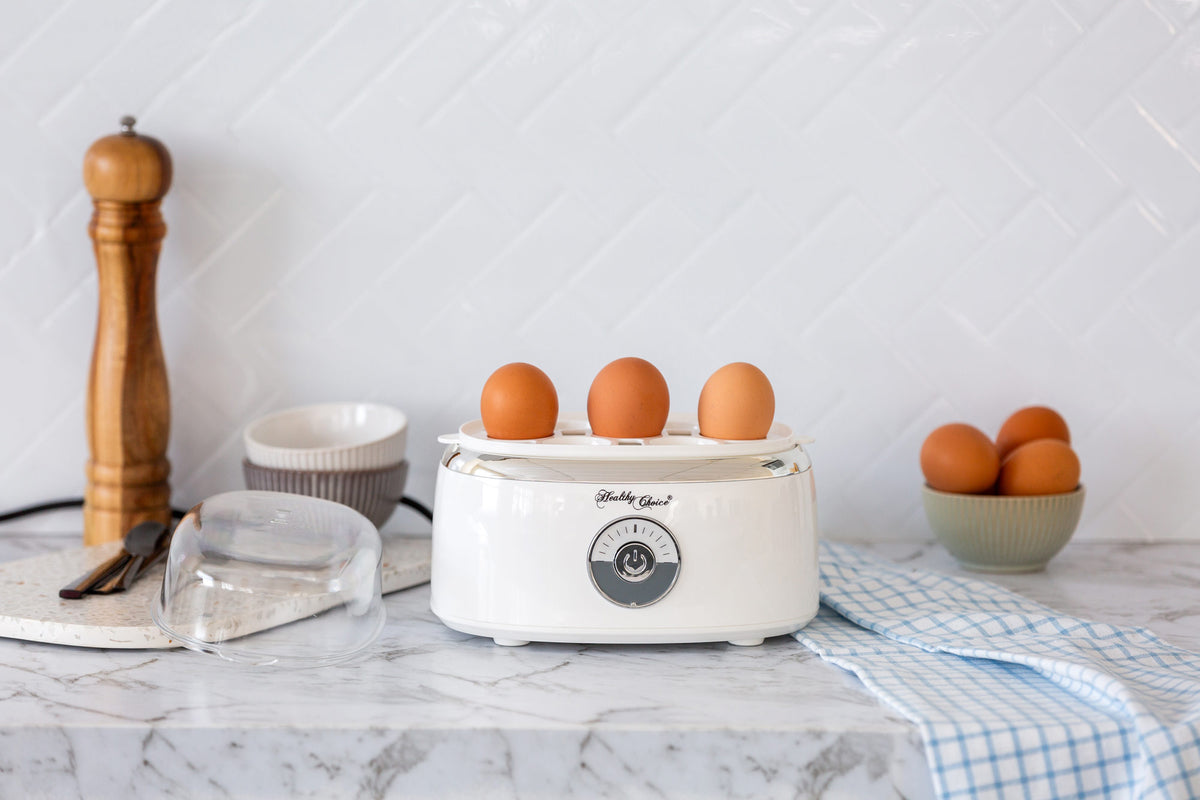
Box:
[794,541,1200,800]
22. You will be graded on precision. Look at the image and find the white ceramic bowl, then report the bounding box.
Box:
[244,402,407,471]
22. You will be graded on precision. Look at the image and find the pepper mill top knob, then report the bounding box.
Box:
[84,115,172,203]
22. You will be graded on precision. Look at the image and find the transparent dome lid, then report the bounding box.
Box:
[152,491,385,667]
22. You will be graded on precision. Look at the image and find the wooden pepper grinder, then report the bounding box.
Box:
[82,116,173,545]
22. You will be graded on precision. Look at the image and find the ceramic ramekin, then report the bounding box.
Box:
[244,402,407,471]
[242,460,408,529]
[921,484,1085,573]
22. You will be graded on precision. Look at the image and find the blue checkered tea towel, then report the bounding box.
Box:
[795,541,1200,800]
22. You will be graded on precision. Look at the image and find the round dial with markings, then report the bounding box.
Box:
[588,516,680,608]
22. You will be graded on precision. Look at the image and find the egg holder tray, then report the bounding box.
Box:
[441,413,811,460]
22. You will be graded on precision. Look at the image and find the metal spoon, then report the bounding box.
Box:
[95,521,170,594]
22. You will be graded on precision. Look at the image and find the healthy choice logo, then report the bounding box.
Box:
[594,490,674,510]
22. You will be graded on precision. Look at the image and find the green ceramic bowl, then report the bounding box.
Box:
[921,484,1085,573]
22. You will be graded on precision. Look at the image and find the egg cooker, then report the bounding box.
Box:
[430,413,818,646]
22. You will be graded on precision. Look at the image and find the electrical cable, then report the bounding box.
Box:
[0,498,191,524]
[398,495,434,523]
[1,495,433,524]
[0,498,86,524]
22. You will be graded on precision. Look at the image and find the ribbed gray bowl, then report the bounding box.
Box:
[242,460,408,529]
[921,484,1085,573]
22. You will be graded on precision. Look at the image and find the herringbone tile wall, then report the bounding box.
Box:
[2,0,1198,540]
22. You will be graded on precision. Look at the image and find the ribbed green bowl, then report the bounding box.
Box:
[921,485,1085,573]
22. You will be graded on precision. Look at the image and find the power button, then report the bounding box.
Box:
[587,516,680,608]
[614,542,655,583]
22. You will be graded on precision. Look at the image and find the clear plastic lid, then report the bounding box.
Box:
[152,491,385,667]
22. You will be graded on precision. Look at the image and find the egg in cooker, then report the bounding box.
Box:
[586,357,670,438]
[480,362,558,440]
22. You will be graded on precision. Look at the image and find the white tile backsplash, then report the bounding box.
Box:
[1,0,1199,541]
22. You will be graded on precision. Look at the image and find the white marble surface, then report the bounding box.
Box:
[0,533,1196,799]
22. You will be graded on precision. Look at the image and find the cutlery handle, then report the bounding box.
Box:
[95,554,143,594]
[59,551,130,599]
[88,523,174,595]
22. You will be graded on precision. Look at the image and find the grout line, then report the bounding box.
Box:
[138,3,262,120]
[466,1,614,128]
[701,0,845,134]
[610,0,750,135]
[169,185,224,235]
[1140,0,1181,36]
[412,189,572,340]
[606,187,757,334]
[229,189,381,334]
[226,2,359,132]
[275,0,370,86]
[1061,195,1172,341]
[324,189,473,331]
[180,188,285,289]
[911,0,1087,135]
[164,187,286,325]
[38,269,94,334]
[1027,95,1127,191]
[418,1,558,131]
[171,422,259,502]
[325,1,463,131]
[35,0,174,126]
[513,4,623,133]
[512,196,666,338]
[748,0,927,139]
[1077,5,1181,136]
[701,191,862,335]
[1133,99,1200,175]
[0,396,83,489]
[0,0,74,75]
[0,187,89,279]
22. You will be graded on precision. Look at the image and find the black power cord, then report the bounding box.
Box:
[0,495,433,525]
[398,495,434,522]
[0,498,91,523]
[0,498,191,524]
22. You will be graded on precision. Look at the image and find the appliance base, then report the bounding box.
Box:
[432,607,817,647]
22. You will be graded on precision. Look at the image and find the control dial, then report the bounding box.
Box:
[588,517,680,608]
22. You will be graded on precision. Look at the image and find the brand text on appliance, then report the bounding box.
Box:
[595,490,674,510]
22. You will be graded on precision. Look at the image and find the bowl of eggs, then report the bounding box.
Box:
[920,406,1084,573]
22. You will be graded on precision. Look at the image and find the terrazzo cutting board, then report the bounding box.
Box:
[0,535,431,649]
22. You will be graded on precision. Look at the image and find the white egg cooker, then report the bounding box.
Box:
[430,413,818,646]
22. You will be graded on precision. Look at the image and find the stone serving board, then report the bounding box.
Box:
[0,535,431,649]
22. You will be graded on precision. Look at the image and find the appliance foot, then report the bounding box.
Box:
[493,637,530,647]
[728,638,764,647]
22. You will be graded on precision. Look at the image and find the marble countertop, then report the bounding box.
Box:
[1,532,1197,799]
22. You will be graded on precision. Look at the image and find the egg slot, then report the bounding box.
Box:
[558,426,589,437]
[663,420,698,437]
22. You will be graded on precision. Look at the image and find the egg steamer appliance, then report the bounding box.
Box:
[431,413,819,646]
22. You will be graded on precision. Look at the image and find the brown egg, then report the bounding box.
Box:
[920,423,1001,494]
[587,357,670,438]
[480,362,558,440]
[698,362,775,439]
[996,406,1070,460]
[997,439,1080,496]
